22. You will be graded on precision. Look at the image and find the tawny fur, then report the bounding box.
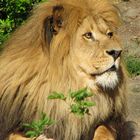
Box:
[0,0,128,140]
[93,125,116,140]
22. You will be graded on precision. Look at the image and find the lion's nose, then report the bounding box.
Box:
[106,50,122,60]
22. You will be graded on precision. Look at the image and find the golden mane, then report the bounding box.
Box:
[0,0,129,140]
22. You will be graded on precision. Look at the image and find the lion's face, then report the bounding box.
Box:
[70,16,122,89]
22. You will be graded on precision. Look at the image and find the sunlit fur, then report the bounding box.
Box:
[0,0,127,140]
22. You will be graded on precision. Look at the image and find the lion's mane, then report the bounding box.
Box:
[0,0,127,140]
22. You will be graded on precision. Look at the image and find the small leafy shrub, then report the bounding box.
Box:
[125,56,140,76]
[23,88,95,138]
[23,113,54,138]
[48,87,95,116]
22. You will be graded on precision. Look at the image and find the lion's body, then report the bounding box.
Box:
[0,0,130,140]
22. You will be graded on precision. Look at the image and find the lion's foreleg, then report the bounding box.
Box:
[8,134,32,140]
[93,125,116,140]
[8,134,54,140]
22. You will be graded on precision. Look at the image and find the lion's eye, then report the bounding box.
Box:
[83,32,94,40]
[106,31,113,38]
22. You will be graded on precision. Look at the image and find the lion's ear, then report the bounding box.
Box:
[44,5,64,44]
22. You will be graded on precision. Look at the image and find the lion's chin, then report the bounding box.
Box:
[95,71,119,89]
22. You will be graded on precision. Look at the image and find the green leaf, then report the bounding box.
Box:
[71,104,80,113]
[80,101,96,107]
[41,112,47,120]
[48,92,66,100]
[31,121,40,129]
[25,131,37,138]
[70,87,87,98]
[22,123,32,128]
[70,104,85,116]
[70,88,94,102]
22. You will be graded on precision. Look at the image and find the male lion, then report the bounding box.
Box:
[0,0,135,140]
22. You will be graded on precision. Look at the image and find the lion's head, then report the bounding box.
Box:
[0,0,127,140]
[69,13,123,90]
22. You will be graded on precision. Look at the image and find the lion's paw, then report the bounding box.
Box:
[93,125,116,140]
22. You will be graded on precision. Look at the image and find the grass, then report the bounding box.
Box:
[124,56,140,76]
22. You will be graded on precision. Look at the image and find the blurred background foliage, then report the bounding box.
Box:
[0,0,47,45]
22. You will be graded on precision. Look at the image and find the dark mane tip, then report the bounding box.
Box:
[53,5,64,13]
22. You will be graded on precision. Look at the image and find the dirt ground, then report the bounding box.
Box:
[116,0,140,139]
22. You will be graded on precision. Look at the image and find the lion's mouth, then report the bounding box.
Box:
[91,65,117,76]
[106,65,117,72]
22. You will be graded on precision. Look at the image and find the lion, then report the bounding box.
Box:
[0,0,135,140]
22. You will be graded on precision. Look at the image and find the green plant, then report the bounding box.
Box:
[0,0,48,46]
[23,113,55,138]
[48,87,95,116]
[23,88,95,138]
[125,56,140,76]
[0,19,13,45]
